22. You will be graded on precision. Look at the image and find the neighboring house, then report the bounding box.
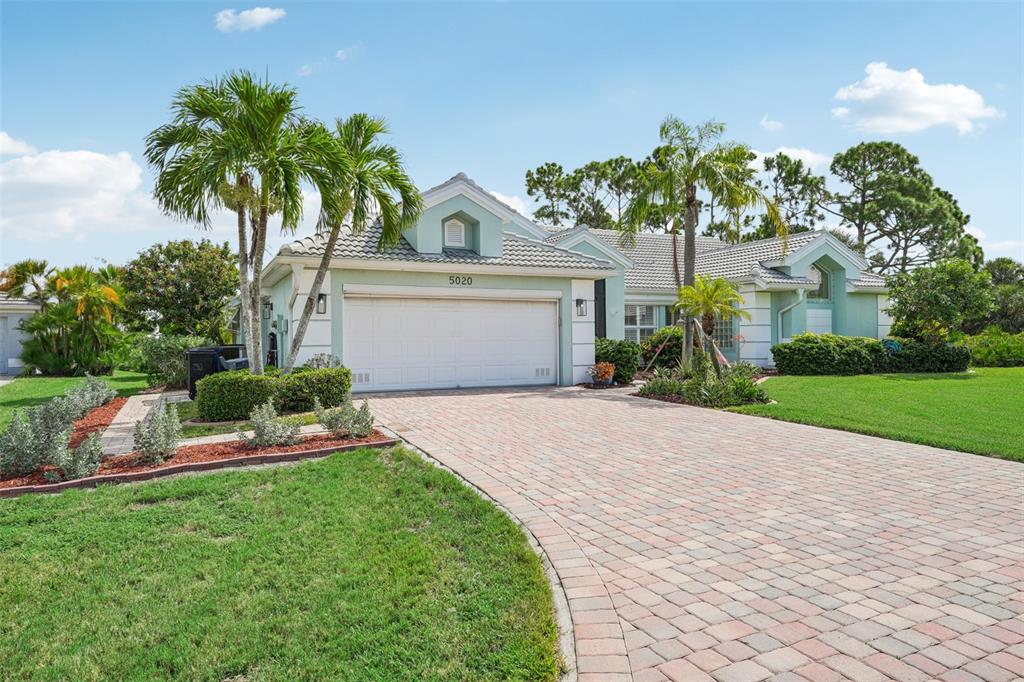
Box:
[255,172,889,392]
[0,295,37,375]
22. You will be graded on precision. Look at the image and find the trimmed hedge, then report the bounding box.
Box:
[195,367,353,421]
[594,338,640,384]
[640,326,684,370]
[963,329,1024,367]
[771,333,970,375]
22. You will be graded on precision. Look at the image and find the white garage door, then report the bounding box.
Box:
[343,296,558,392]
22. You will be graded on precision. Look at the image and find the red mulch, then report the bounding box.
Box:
[0,430,392,489]
[69,397,127,449]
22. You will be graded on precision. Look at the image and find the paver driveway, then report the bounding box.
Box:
[368,387,1024,682]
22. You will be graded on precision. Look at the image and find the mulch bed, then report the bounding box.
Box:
[0,430,395,492]
[69,397,127,449]
[578,382,633,390]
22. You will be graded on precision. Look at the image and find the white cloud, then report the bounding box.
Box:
[335,43,363,60]
[0,149,151,242]
[833,62,1002,135]
[759,114,784,132]
[215,7,285,32]
[751,147,831,172]
[488,190,531,217]
[0,132,37,156]
[297,64,316,77]
[966,227,1024,260]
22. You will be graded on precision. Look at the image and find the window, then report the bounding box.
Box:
[807,265,830,300]
[624,304,657,343]
[711,315,736,349]
[444,219,465,247]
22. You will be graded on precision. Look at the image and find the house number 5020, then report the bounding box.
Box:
[449,275,473,286]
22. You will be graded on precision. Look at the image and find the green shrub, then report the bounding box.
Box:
[771,334,883,375]
[133,403,182,464]
[594,338,640,384]
[241,401,300,448]
[637,362,768,408]
[275,367,352,413]
[314,396,374,439]
[640,326,684,370]
[47,433,103,482]
[963,328,1024,367]
[771,333,970,375]
[139,334,214,388]
[0,411,47,478]
[883,338,972,373]
[195,371,277,422]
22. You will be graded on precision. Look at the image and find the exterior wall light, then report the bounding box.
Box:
[575,298,587,317]
[262,301,273,320]
[317,293,328,315]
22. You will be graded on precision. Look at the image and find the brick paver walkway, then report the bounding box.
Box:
[368,387,1024,682]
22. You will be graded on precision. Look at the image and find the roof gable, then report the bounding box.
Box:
[420,173,547,240]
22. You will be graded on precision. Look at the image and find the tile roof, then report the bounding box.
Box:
[278,223,615,272]
[846,272,887,289]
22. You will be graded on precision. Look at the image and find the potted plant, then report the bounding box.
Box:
[587,362,615,386]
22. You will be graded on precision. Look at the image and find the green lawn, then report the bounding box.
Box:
[731,367,1023,461]
[0,371,149,429]
[175,399,319,438]
[0,446,560,680]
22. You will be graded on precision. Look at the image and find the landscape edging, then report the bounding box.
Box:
[0,438,399,499]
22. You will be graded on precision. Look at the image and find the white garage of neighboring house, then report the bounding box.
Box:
[250,172,890,392]
[0,295,37,376]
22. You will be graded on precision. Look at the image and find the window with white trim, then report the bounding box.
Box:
[444,219,465,248]
[624,304,657,343]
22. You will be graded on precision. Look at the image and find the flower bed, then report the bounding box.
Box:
[0,430,396,495]
[70,397,127,448]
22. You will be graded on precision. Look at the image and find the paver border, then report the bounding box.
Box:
[0,437,398,498]
[376,423,617,682]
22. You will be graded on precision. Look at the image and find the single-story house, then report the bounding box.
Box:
[256,172,889,392]
[0,294,38,375]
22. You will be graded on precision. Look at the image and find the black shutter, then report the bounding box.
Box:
[595,279,607,339]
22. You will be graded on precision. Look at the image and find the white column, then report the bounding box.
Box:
[570,279,596,384]
[737,286,772,367]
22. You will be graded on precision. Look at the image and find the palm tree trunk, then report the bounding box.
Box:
[247,186,270,375]
[682,183,699,362]
[235,174,256,370]
[281,225,342,374]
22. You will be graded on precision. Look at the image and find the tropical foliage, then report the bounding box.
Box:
[6,262,125,376]
[121,239,238,339]
[282,113,422,373]
[886,258,994,342]
[675,275,750,336]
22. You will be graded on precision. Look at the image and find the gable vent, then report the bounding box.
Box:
[444,219,465,247]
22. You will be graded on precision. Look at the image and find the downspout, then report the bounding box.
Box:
[777,289,806,344]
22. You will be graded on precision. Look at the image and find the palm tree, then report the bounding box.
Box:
[281,114,422,374]
[623,117,785,362]
[146,71,348,375]
[676,275,750,336]
[0,259,53,308]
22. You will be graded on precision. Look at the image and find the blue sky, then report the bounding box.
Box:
[1,1,1021,268]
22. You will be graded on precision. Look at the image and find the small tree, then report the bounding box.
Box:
[886,259,994,342]
[122,240,238,339]
[675,275,751,336]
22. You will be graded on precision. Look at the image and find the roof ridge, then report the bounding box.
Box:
[698,229,823,255]
[503,231,613,268]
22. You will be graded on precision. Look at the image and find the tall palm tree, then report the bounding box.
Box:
[146,71,348,375]
[623,117,785,362]
[281,114,422,374]
[0,259,53,309]
[675,275,750,336]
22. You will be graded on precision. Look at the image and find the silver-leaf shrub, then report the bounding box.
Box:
[241,400,299,448]
[313,396,374,439]
[46,432,103,482]
[133,403,182,464]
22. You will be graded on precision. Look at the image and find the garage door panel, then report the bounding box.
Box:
[344,296,558,392]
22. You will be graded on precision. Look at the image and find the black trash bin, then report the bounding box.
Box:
[186,345,247,399]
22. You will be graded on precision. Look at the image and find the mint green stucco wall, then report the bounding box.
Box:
[329,268,579,385]
[266,271,294,366]
[768,242,882,342]
[404,195,503,257]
